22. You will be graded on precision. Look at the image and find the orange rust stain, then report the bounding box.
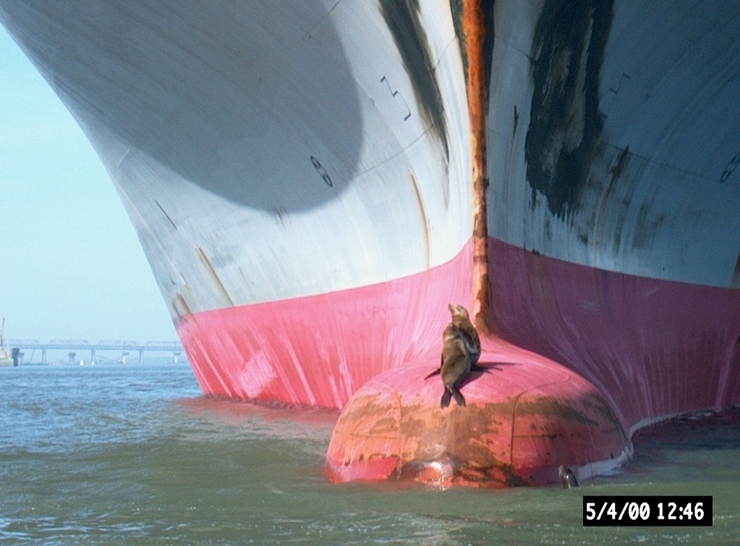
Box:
[327,371,630,487]
[196,246,235,306]
[514,398,599,426]
[530,250,548,299]
[408,170,431,270]
[171,292,194,319]
[328,390,528,487]
[463,0,490,333]
[510,393,628,473]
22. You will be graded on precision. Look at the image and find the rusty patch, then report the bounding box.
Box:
[330,390,526,486]
[530,249,549,299]
[514,397,600,426]
[333,393,400,437]
[394,399,530,487]
[171,292,193,319]
[196,246,235,306]
[328,384,629,487]
[369,417,401,437]
[463,0,490,333]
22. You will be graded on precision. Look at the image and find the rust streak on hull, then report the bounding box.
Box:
[196,246,235,307]
[408,170,431,271]
[463,0,490,333]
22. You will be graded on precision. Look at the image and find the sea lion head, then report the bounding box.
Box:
[558,464,579,488]
[448,303,470,320]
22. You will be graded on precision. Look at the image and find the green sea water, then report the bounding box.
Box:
[1,364,739,545]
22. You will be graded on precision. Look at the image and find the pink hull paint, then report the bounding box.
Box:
[488,238,740,432]
[178,235,740,436]
[176,243,474,409]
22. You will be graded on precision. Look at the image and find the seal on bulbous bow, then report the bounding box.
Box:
[424,304,488,408]
[426,322,470,407]
[558,465,579,488]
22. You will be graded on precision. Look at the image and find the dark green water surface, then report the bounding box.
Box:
[1,364,739,545]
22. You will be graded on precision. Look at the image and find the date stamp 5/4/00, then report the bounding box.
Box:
[583,496,712,527]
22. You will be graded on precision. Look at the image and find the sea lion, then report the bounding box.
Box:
[428,323,470,408]
[558,465,579,488]
[448,304,481,367]
[423,304,488,407]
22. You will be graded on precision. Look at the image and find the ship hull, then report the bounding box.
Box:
[484,0,740,432]
[488,238,740,433]
[178,241,473,408]
[2,0,740,443]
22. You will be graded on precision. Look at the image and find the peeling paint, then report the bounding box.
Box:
[326,360,627,487]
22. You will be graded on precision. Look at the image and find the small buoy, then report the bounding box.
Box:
[325,338,630,488]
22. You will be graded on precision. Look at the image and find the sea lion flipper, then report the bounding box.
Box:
[470,363,490,374]
[440,390,451,408]
[451,389,466,407]
[424,368,441,380]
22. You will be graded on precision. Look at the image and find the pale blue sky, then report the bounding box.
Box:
[0,28,178,343]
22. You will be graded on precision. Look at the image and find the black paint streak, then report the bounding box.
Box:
[481,0,495,111]
[720,151,740,184]
[449,0,465,70]
[380,0,448,160]
[525,0,614,219]
[154,199,177,230]
[632,203,665,250]
[380,75,412,120]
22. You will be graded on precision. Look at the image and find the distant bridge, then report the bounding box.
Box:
[4,339,184,364]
